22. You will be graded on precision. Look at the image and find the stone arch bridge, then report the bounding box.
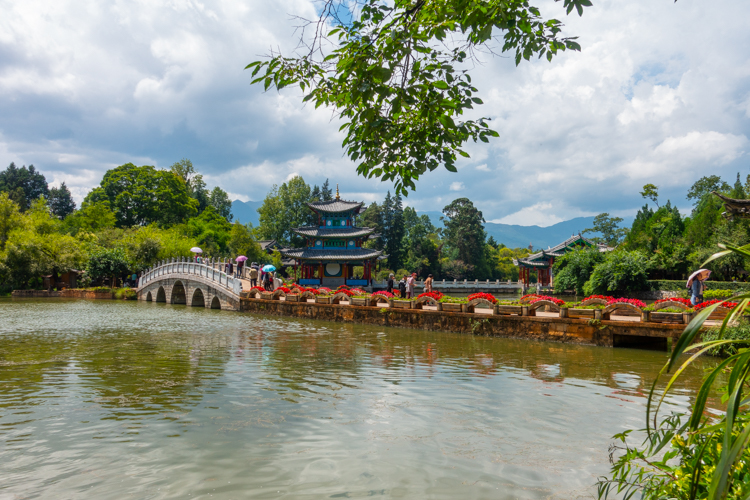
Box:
[137,258,243,311]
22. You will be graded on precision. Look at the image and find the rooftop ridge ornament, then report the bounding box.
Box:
[336,184,340,200]
[713,191,750,220]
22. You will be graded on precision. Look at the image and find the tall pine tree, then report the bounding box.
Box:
[49,182,77,219]
[321,179,333,201]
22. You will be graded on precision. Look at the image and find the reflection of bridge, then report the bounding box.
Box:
[137,259,243,311]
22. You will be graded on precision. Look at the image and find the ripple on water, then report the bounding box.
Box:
[0,298,723,499]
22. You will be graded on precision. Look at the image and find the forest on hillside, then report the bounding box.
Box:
[0,159,745,294]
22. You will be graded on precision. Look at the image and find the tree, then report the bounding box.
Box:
[209,186,233,221]
[320,179,333,201]
[86,247,130,287]
[247,0,588,195]
[552,247,605,295]
[640,183,660,208]
[583,250,650,296]
[582,213,627,246]
[97,163,197,227]
[687,175,729,207]
[441,198,486,276]
[48,182,76,219]
[401,206,439,276]
[171,158,211,214]
[61,201,117,235]
[257,176,314,246]
[0,162,49,211]
[228,222,264,263]
[381,191,405,270]
[359,202,384,250]
[186,206,232,256]
[0,192,23,251]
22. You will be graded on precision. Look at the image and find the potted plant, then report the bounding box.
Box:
[495,302,523,316]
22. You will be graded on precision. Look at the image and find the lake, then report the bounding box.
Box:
[0,298,718,499]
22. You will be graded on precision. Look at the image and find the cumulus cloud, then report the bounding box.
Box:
[0,0,748,224]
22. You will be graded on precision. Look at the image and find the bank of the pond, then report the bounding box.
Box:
[240,297,684,349]
[12,288,137,300]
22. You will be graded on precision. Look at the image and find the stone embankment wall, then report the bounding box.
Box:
[11,289,135,300]
[240,298,684,348]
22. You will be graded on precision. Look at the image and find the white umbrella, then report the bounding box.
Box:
[190,247,203,253]
[686,268,711,288]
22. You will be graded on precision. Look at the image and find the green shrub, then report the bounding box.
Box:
[114,287,137,300]
[705,289,735,299]
[92,286,112,293]
[702,319,750,357]
[552,248,605,295]
[583,250,650,296]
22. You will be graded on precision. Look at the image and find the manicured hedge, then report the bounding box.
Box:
[648,280,750,292]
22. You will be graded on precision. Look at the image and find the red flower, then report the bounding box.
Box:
[250,286,265,292]
[373,291,394,298]
[335,289,355,297]
[318,287,333,294]
[337,284,350,290]
[583,295,614,302]
[277,286,292,294]
[468,292,498,304]
[529,295,565,306]
[655,297,691,306]
[694,300,739,311]
[607,298,646,308]
[418,291,444,300]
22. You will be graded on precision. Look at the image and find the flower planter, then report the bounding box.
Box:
[650,312,684,324]
[522,305,534,317]
[495,305,523,316]
[284,294,300,302]
[569,309,596,319]
[682,312,695,324]
[559,307,569,319]
[350,297,370,307]
[390,300,413,310]
[441,302,466,313]
[641,311,650,323]
[260,292,273,300]
[315,296,331,304]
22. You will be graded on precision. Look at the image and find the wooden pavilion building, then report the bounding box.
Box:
[514,234,608,287]
[281,187,382,288]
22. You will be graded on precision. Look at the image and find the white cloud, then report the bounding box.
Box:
[0,0,748,225]
[493,203,565,227]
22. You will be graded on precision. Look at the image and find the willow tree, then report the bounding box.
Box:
[247,0,591,195]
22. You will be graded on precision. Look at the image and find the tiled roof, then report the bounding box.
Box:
[280,248,383,261]
[307,199,364,213]
[515,234,600,266]
[292,227,375,238]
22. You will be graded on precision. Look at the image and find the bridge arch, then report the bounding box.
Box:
[146,291,152,302]
[156,286,166,303]
[210,296,221,309]
[191,288,206,308]
[171,280,187,305]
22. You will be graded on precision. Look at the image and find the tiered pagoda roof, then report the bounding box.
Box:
[306,199,364,214]
[280,248,383,261]
[293,227,375,238]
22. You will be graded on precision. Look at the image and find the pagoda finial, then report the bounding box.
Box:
[336,183,340,200]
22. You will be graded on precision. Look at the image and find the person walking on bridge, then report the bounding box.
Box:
[249,265,258,287]
[424,274,434,293]
[407,273,416,299]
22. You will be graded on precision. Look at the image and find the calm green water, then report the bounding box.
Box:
[0,299,718,499]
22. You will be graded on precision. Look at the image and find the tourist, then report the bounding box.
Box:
[424,274,433,293]
[387,273,395,295]
[407,272,416,299]
[689,269,710,305]
[228,260,234,277]
[249,266,258,287]
[236,259,244,279]
[398,276,407,298]
[263,271,272,291]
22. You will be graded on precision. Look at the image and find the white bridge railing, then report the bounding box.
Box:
[138,257,242,296]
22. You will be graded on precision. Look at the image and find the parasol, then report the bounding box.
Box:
[235,256,248,262]
[190,247,203,253]
[686,269,711,288]
[262,265,276,273]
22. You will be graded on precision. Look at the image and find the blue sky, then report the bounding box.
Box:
[0,0,748,226]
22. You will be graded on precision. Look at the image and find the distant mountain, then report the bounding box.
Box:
[231,200,263,226]
[417,212,634,250]
[234,200,632,250]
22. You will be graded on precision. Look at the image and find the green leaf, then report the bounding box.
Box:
[433,81,449,90]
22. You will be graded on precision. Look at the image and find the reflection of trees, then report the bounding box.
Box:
[77,331,231,418]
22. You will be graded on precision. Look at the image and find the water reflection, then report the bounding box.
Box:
[0,298,721,499]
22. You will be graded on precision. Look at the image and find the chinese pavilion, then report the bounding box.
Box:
[281,186,383,288]
[514,234,607,287]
